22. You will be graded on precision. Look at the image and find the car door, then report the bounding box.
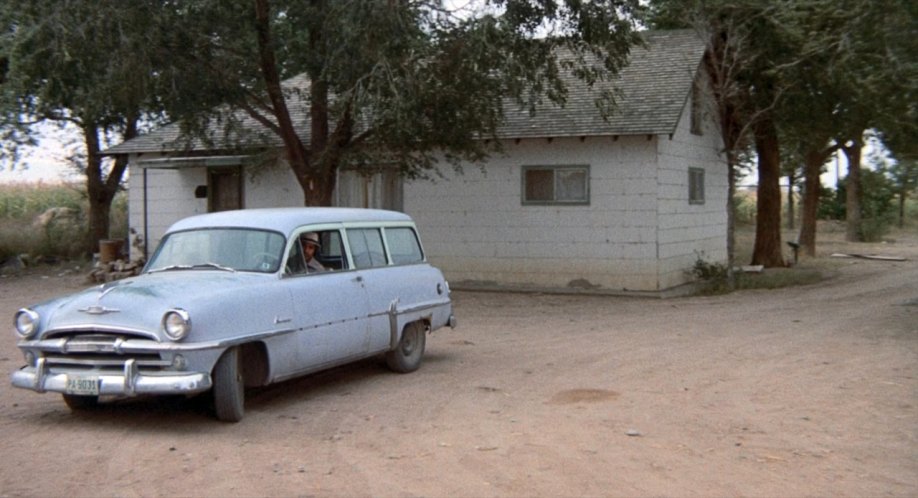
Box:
[274,227,371,379]
[344,226,403,353]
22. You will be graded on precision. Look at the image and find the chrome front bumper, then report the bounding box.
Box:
[11,358,212,397]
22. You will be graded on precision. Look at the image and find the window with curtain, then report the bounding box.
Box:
[522,165,590,205]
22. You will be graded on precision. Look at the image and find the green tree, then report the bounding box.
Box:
[809,0,916,241]
[650,0,789,268]
[832,168,898,241]
[871,150,918,229]
[153,0,644,206]
[888,159,918,228]
[0,1,167,252]
[652,0,915,261]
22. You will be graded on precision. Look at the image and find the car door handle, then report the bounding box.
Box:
[353,276,363,283]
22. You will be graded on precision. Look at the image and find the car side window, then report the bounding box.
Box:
[284,229,349,275]
[284,239,307,275]
[385,227,424,265]
[347,228,387,269]
[315,230,348,270]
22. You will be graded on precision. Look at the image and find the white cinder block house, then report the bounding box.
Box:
[105,30,726,296]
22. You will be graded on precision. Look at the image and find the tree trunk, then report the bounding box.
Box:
[843,137,863,241]
[786,173,795,230]
[726,154,737,289]
[799,147,834,257]
[252,0,352,207]
[751,117,785,267]
[82,119,136,254]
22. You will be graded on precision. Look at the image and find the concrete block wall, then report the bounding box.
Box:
[128,162,208,260]
[655,81,728,289]
[243,160,303,209]
[404,136,667,292]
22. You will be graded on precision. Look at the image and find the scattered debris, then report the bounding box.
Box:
[0,255,26,275]
[625,429,642,437]
[830,253,907,261]
[735,265,764,273]
[88,259,144,283]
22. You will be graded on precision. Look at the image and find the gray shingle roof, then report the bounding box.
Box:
[500,29,705,138]
[105,29,704,155]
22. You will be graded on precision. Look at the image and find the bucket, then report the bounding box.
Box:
[99,239,124,263]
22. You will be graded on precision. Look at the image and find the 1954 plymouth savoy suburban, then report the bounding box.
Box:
[11,208,456,421]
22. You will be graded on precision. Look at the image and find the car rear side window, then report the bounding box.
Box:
[386,227,423,265]
[347,228,388,269]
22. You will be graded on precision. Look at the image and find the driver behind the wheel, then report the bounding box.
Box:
[302,232,326,273]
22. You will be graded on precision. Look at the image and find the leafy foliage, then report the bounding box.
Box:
[0,0,170,251]
[648,0,915,255]
[150,0,645,204]
[830,170,898,241]
[688,252,731,293]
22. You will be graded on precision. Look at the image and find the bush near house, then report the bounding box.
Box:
[0,182,128,262]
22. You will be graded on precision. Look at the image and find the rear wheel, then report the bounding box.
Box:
[62,394,99,410]
[386,321,427,373]
[213,347,245,422]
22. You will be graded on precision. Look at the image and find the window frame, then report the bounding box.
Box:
[688,167,706,205]
[521,165,591,206]
[382,226,425,266]
[346,227,389,270]
[282,226,350,277]
[690,77,704,136]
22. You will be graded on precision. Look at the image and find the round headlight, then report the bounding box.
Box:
[14,309,40,338]
[162,309,191,340]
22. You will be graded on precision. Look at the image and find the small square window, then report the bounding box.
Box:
[522,166,589,205]
[688,167,705,204]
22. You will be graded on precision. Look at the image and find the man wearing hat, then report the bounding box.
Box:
[302,232,326,273]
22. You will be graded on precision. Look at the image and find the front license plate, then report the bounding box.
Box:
[65,375,100,396]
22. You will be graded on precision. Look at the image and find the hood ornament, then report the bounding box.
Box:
[87,281,132,314]
[79,305,121,315]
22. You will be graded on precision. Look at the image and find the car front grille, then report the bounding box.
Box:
[41,333,171,373]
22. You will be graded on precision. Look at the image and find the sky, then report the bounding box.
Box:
[1,122,84,184]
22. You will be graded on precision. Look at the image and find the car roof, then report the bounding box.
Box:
[166,207,414,235]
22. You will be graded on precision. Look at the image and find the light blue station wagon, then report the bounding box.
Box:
[11,208,456,421]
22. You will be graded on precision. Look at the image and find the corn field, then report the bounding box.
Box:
[0,182,128,261]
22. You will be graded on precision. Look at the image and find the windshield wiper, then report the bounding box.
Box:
[194,262,237,273]
[147,262,237,274]
[146,264,193,274]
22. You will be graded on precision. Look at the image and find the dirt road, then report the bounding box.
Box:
[1,235,916,497]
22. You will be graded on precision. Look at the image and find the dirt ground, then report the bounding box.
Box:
[1,231,916,498]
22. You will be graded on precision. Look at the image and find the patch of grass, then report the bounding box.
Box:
[688,254,732,294]
[734,267,825,290]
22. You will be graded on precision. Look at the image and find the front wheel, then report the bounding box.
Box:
[213,347,245,422]
[385,321,427,373]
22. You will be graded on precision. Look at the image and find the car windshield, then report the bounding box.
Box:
[146,228,286,274]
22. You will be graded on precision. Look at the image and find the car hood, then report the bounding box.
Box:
[29,271,288,342]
